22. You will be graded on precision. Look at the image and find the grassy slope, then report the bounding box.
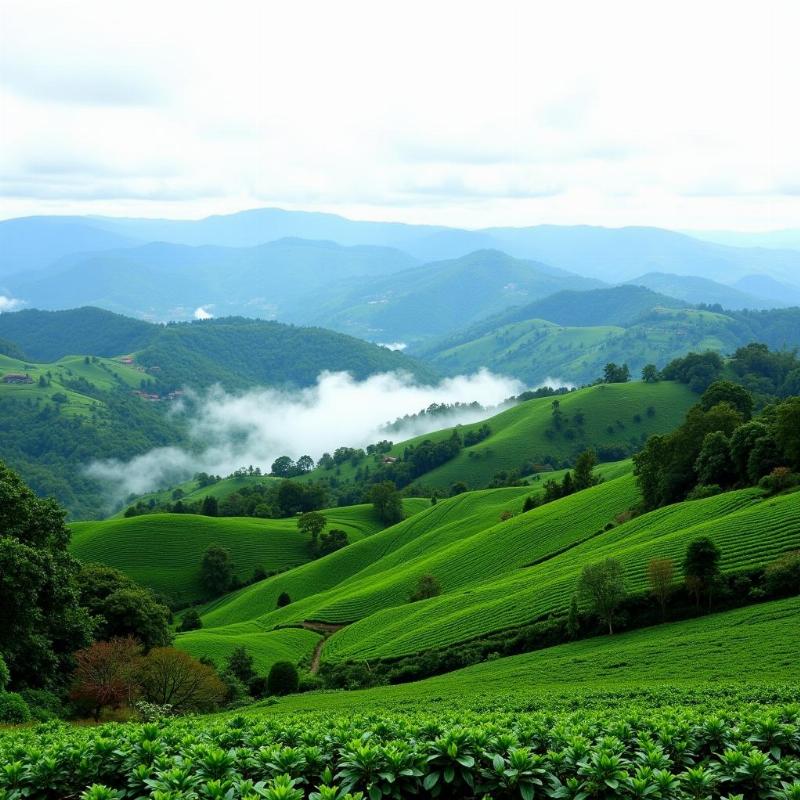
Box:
[308,381,696,492]
[423,307,742,385]
[325,487,800,661]
[177,625,322,675]
[193,465,800,667]
[256,596,800,714]
[0,352,149,417]
[70,499,428,604]
[197,465,633,631]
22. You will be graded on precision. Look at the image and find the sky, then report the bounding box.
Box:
[0,0,798,230]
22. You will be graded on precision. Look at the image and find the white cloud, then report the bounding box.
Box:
[86,368,523,503]
[0,295,24,312]
[0,1,798,229]
[193,306,213,320]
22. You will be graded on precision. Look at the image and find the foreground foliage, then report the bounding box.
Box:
[1,688,799,798]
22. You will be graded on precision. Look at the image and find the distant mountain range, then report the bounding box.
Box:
[284,250,603,343]
[5,238,418,321]
[1,207,799,348]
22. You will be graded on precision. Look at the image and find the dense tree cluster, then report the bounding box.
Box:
[634,380,800,510]
[0,461,93,692]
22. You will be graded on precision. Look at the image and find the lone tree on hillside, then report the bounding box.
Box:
[178,609,202,632]
[276,591,292,608]
[683,537,721,608]
[225,645,256,686]
[603,363,631,384]
[647,557,675,620]
[642,364,660,383]
[368,481,404,525]
[201,495,218,517]
[200,544,234,597]
[573,449,600,491]
[318,528,349,556]
[578,558,626,634]
[409,574,442,602]
[297,511,326,547]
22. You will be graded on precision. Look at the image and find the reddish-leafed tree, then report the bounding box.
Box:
[70,637,142,720]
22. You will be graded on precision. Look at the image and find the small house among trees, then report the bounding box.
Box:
[2,373,33,384]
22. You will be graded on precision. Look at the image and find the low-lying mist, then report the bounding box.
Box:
[87,369,562,507]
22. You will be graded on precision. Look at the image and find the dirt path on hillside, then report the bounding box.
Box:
[303,621,348,673]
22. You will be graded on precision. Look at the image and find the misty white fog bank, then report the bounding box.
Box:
[87,368,560,505]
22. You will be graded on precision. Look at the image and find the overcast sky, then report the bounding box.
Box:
[0,0,798,229]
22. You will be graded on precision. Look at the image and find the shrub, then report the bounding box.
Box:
[298,673,324,693]
[225,645,256,685]
[759,467,799,495]
[686,484,722,500]
[247,675,269,699]
[277,591,292,608]
[0,691,31,723]
[764,551,800,597]
[0,654,8,692]
[409,574,442,602]
[19,688,63,721]
[267,661,299,696]
[178,609,202,632]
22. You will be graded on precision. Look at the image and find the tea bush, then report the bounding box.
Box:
[1,687,799,798]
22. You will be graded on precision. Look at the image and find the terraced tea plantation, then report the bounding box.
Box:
[71,500,427,605]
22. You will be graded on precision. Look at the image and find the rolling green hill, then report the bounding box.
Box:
[254,595,800,714]
[0,350,183,518]
[70,499,429,605]
[0,351,150,416]
[0,308,436,389]
[419,295,800,385]
[182,462,800,672]
[177,625,322,676]
[309,380,696,493]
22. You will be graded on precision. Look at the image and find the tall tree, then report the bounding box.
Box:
[297,511,326,547]
[641,364,659,383]
[200,544,234,597]
[201,495,219,516]
[572,449,599,491]
[137,648,225,711]
[700,380,754,420]
[578,558,626,634]
[0,461,93,690]
[78,564,172,649]
[683,537,721,608]
[647,558,675,620]
[368,481,404,525]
